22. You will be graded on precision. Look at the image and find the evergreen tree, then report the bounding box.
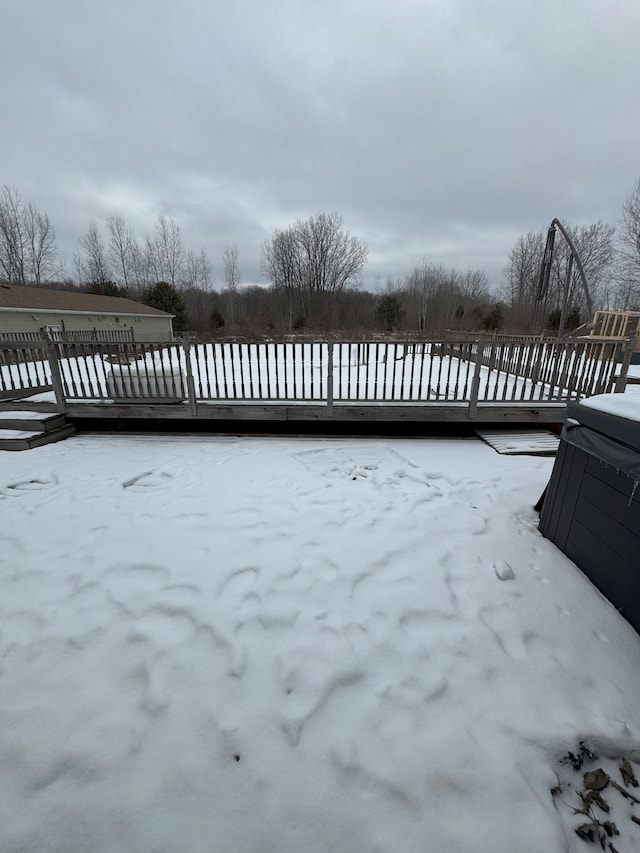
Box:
[375,294,405,331]
[143,281,189,332]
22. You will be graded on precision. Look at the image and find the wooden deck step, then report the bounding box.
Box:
[0,391,58,413]
[0,411,68,432]
[0,424,76,451]
[476,429,560,456]
[0,408,76,451]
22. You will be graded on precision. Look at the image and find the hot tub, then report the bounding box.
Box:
[539,388,640,631]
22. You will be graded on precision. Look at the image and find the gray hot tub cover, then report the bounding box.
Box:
[561,419,640,483]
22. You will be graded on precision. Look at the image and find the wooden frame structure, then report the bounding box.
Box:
[590,310,640,347]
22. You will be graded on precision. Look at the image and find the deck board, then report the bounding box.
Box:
[476,429,560,455]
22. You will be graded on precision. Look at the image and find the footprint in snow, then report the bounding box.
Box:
[133,603,198,645]
[101,563,172,615]
[122,471,173,490]
[478,603,528,660]
[4,475,59,493]
[216,566,259,600]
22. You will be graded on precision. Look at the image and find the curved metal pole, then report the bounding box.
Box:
[550,218,593,318]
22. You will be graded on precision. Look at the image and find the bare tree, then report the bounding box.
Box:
[24,203,61,284]
[0,185,61,284]
[180,248,214,330]
[459,268,489,301]
[262,213,367,295]
[130,240,151,290]
[106,213,137,291]
[184,248,213,291]
[406,262,461,331]
[296,212,367,295]
[261,228,303,331]
[407,262,434,331]
[223,244,240,290]
[77,222,111,286]
[616,177,640,308]
[261,212,367,328]
[144,233,160,284]
[147,215,185,287]
[501,231,546,317]
[566,222,615,315]
[223,244,240,327]
[261,228,302,291]
[0,186,27,282]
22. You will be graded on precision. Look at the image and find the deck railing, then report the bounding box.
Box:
[1,336,632,413]
[0,329,135,343]
[0,338,52,400]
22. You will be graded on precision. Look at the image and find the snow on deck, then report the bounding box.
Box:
[0,410,51,419]
[476,428,560,455]
[0,428,42,439]
[1,435,640,853]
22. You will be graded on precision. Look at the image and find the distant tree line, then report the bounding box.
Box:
[2,178,640,337]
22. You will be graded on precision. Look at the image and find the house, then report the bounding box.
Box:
[0,284,174,342]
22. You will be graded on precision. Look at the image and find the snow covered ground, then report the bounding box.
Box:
[1,433,640,852]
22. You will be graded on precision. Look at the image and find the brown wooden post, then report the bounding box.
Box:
[43,334,68,413]
[615,336,637,393]
[183,340,198,415]
[468,334,485,419]
[326,341,334,416]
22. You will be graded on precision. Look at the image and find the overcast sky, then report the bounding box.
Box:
[2,0,639,292]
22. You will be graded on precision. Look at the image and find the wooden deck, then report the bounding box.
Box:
[1,334,635,426]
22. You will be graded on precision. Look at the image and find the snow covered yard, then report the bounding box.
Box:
[1,433,640,853]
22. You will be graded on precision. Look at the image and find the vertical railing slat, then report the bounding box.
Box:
[615,338,635,393]
[468,334,485,418]
[265,342,273,400]
[227,343,236,398]
[327,341,334,414]
[210,344,220,399]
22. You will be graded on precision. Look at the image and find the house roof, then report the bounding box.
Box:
[0,283,173,318]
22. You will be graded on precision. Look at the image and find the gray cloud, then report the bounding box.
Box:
[2,0,639,291]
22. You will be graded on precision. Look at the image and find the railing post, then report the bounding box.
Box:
[326,340,334,416]
[615,336,637,393]
[183,340,198,415]
[43,334,68,413]
[468,334,485,419]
